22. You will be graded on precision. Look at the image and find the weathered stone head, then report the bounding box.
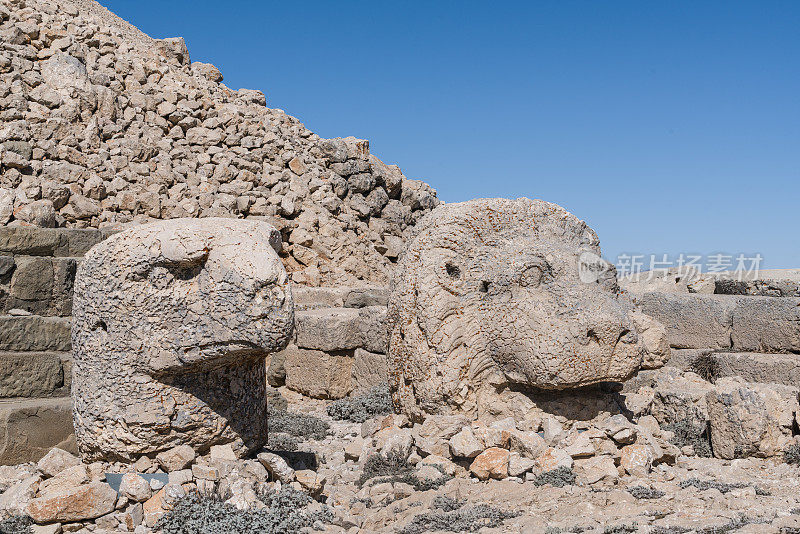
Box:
[72,218,293,461]
[388,198,659,421]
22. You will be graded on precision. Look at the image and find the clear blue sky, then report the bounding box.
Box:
[101,1,799,270]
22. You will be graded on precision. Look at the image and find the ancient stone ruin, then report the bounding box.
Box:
[0,0,800,532]
[72,218,292,461]
[387,198,668,421]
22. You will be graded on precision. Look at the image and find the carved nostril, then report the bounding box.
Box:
[480,280,491,293]
[587,328,600,343]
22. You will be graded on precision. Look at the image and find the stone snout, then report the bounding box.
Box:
[142,231,293,375]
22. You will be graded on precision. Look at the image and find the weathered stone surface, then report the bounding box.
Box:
[388,198,652,420]
[0,397,76,465]
[0,227,110,257]
[535,447,573,472]
[630,311,671,369]
[0,316,71,352]
[72,218,293,461]
[469,447,509,480]
[283,345,353,399]
[351,348,388,394]
[36,448,80,478]
[295,306,388,353]
[0,257,78,317]
[619,444,653,476]
[650,369,713,434]
[730,297,800,353]
[634,293,736,350]
[0,474,41,517]
[119,473,152,502]
[27,481,117,523]
[575,456,618,485]
[0,352,66,398]
[709,352,800,385]
[257,452,295,483]
[706,378,798,459]
[155,445,196,472]
[9,256,53,301]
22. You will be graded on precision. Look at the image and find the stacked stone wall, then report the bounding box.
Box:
[0,226,113,463]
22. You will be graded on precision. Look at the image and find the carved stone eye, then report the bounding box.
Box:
[519,264,543,287]
[445,261,461,279]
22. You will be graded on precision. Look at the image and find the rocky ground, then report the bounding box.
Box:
[1,383,799,534]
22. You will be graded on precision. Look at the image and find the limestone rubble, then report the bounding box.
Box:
[0,0,440,286]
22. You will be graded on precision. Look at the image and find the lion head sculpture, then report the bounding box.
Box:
[388,198,660,421]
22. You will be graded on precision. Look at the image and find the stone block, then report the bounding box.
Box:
[294,306,388,353]
[0,228,111,258]
[351,348,388,393]
[0,351,67,398]
[710,352,800,386]
[359,306,388,354]
[295,308,362,351]
[283,344,353,399]
[0,397,76,465]
[9,256,53,301]
[0,316,71,351]
[650,367,714,433]
[634,292,736,349]
[0,227,60,256]
[343,288,390,308]
[292,286,348,310]
[707,378,798,459]
[730,297,800,353]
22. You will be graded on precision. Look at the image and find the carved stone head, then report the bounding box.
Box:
[388,198,646,421]
[72,218,293,461]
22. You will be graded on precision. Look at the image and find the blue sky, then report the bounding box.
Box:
[101,1,799,269]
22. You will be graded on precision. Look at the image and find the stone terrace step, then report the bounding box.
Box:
[0,256,80,317]
[708,352,800,386]
[0,315,71,352]
[634,292,800,352]
[0,351,70,398]
[292,286,389,310]
[294,306,387,354]
[0,396,75,464]
[0,226,115,257]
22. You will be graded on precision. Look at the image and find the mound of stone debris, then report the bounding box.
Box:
[2,387,800,533]
[0,0,439,285]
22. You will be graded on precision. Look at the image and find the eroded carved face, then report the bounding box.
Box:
[72,218,293,461]
[389,198,645,420]
[74,218,292,374]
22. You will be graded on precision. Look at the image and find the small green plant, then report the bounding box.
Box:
[432,495,466,512]
[663,420,712,457]
[532,466,576,488]
[0,516,32,534]
[358,451,451,491]
[266,432,299,452]
[603,524,637,534]
[689,352,718,382]
[784,443,800,465]
[326,384,394,423]
[156,488,332,534]
[627,485,665,499]
[267,408,330,441]
[399,504,520,534]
